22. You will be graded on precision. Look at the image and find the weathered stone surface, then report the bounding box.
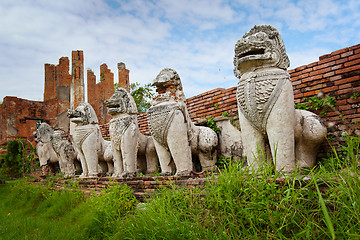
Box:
[34,123,58,173]
[68,102,113,178]
[105,87,159,178]
[294,110,327,168]
[50,130,77,178]
[148,68,218,176]
[234,25,326,172]
[214,117,243,161]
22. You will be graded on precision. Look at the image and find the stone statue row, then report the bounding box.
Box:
[34,25,327,178]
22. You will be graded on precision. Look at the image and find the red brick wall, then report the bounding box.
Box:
[290,44,360,143]
[187,87,238,122]
[0,97,46,145]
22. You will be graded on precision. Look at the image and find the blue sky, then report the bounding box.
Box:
[0,0,359,101]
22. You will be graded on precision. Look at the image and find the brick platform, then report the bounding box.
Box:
[29,173,334,203]
[32,175,213,202]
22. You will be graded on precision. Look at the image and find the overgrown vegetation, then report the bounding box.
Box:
[114,82,155,112]
[206,116,220,133]
[1,135,359,239]
[0,139,38,179]
[295,95,336,116]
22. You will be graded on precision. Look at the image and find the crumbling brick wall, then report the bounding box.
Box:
[44,57,72,132]
[0,97,46,145]
[0,55,73,145]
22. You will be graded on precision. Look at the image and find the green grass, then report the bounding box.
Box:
[0,179,137,240]
[0,135,359,239]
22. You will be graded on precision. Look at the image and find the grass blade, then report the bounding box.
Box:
[315,181,335,240]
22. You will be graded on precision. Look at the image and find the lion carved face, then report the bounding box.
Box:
[67,102,98,125]
[105,88,137,116]
[233,25,290,78]
[34,123,54,143]
[152,68,186,105]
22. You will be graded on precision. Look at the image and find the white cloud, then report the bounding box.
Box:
[0,0,359,102]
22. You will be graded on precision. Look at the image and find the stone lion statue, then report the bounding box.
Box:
[147,68,218,176]
[233,25,326,172]
[104,87,158,178]
[34,123,59,176]
[34,123,79,177]
[67,102,113,178]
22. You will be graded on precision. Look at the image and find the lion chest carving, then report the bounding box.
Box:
[147,103,183,147]
[234,25,326,172]
[105,88,158,178]
[68,102,113,178]
[237,69,290,133]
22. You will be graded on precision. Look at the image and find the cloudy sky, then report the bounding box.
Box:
[1,0,359,102]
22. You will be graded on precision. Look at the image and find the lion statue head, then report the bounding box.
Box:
[152,68,186,104]
[104,87,137,116]
[34,122,54,143]
[233,25,290,78]
[67,102,98,125]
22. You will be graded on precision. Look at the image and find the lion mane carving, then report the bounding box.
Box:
[233,25,326,171]
[148,68,218,176]
[67,102,113,178]
[105,87,158,178]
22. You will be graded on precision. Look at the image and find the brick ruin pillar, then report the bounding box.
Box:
[86,64,114,124]
[99,64,114,124]
[70,50,84,110]
[87,69,96,109]
[118,62,130,92]
[70,50,84,134]
[44,64,56,101]
[55,57,71,132]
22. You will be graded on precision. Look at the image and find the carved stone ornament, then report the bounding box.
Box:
[109,116,135,150]
[237,69,290,133]
[147,103,183,148]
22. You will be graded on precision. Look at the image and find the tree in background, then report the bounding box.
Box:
[114,82,155,113]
